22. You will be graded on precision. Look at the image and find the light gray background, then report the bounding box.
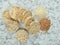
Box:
[0,0,60,45]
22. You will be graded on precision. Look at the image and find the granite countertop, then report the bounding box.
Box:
[0,0,60,45]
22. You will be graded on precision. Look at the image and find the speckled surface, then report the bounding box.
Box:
[0,0,60,45]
